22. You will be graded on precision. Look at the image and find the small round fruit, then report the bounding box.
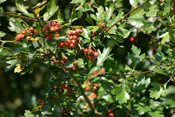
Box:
[109,113,114,117]
[84,48,89,53]
[130,37,135,42]
[67,31,72,36]
[64,42,69,47]
[38,99,42,103]
[99,68,105,74]
[61,86,65,91]
[41,101,45,105]
[101,23,106,27]
[63,56,68,63]
[88,49,94,54]
[73,62,78,68]
[55,34,59,37]
[93,52,99,57]
[53,85,58,89]
[87,55,91,59]
[16,34,22,41]
[66,109,71,113]
[39,105,43,109]
[60,42,64,47]
[64,84,68,89]
[71,67,76,72]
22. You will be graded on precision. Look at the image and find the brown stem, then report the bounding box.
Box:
[106,0,149,32]
[0,11,37,21]
[71,75,102,115]
[126,22,159,41]
[0,40,15,43]
[26,0,42,27]
[0,45,10,50]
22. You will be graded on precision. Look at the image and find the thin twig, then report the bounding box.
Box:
[126,22,159,41]
[0,11,37,21]
[0,45,10,50]
[26,0,42,27]
[71,75,102,115]
[0,40,15,43]
[106,0,149,32]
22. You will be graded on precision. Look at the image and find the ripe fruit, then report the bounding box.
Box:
[39,105,43,109]
[67,31,72,36]
[38,99,42,103]
[130,37,135,42]
[88,49,94,54]
[84,48,89,53]
[63,56,68,63]
[53,85,58,89]
[99,68,105,74]
[60,42,64,47]
[108,109,113,113]
[41,101,45,105]
[64,42,69,47]
[109,113,114,117]
[66,109,71,113]
[93,52,99,57]
[64,84,68,89]
[61,86,65,91]
[55,34,59,37]
[16,34,22,41]
[71,67,76,72]
[73,62,78,68]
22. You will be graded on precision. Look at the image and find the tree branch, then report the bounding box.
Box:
[0,11,37,21]
[0,40,15,43]
[106,0,149,32]
[71,75,102,115]
[26,0,42,27]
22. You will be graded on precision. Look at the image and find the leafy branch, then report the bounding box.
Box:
[106,0,149,32]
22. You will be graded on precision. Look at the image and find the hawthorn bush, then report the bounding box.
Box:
[0,0,175,116]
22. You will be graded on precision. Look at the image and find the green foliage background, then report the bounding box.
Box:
[0,0,175,117]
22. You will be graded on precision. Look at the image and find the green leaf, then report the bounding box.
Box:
[0,0,6,4]
[163,0,170,15]
[129,0,139,8]
[24,110,34,117]
[134,104,151,115]
[89,66,100,74]
[86,26,99,32]
[134,78,151,93]
[146,5,159,17]
[15,3,34,18]
[85,13,94,25]
[97,47,112,66]
[43,0,58,21]
[149,111,164,117]
[106,5,114,21]
[32,40,39,48]
[112,85,130,104]
[5,59,20,72]
[82,28,90,40]
[96,6,105,22]
[8,18,24,33]
[160,32,169,44]
[152,67,168,76]
[0,31,6,38]
[149,83,166,99]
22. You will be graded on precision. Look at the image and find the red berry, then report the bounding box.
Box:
[130,37,135,42]
[57,22,61,26]
[54,61,58,65]
[55,26,60,31]
[99,68,105,74]
[60,60,64,65]
[66,109,71,113]
[93,52,99,57]
[52,22,57,26]
[87,55,91,59]
[79,29,83,33]
[46,36,50,41]
[38,99,42,103]
[72,30,76,35]
[84,48,89,53]
[88,49,94,54]
[108,109,112,113]
[16,34,22,41]
[69,43,74,48]
[66,39,71,43]
[50,26,55,31]
[41,101,45,105]
[61,86,65,91]
[63,56,68,63]
[54,85,58,89]
[64,84,68,89]
[63,67,67,72]
[109,113,114,117]
[72,35,78,39]
[40,105,43,109]
[42,27,47,32]
[67,31,72,36]
[73,62,78,68]
[47,24,51,28]
[60,42,64,47]
[55,34,59,37]
[71,67,76,72]
[64,42,69,47]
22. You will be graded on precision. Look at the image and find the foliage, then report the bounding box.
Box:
[1,0,175,116]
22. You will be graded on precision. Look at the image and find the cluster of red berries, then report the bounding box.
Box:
[59,56,68,65]
[60,29,83,49]
[108,110,114,117]
[84,48,99,62]
[16,27,38,41]
[38,99,45,109]
[42,22,61,41]
[61,107,71,115]
[97,23,106,31]
[70,62,78,72]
